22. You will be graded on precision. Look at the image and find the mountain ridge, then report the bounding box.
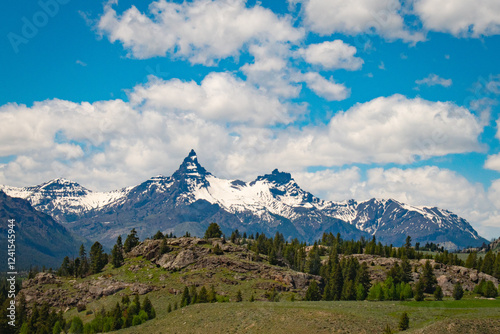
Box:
[0,150,488,249]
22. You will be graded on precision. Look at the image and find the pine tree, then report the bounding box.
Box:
[59,256,70,276]
[465,252,477,269]
[414,279,424,301]
[153,230,164,240]
[307,243,321,275]
[305,280,321,301]
[355,283,366,300]
[421,260,437,293]
[190,286,198,304]
[142,296,156,319]
[400,257,412,283]
[181,286,191,307]
[198,286,208,303]
[484,280,498,298]
[204,223,222,239]
[111,244,124,268]
[52,321,62,334]
[89,242,106,274]
[78,245,89,277]
[111,302,123,330]
[124,229,139,252]
[167,303,172,313]
[208,285,217,303]
[69,316,84,334]
[111,235,124,268]
[398,312,410,331]
[434,285,443,301]
[481,251,495,275]
[355,262,371,293]
[493,254,500,279]
[452,282,464,300]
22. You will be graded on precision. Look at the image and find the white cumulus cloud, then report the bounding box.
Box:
[301,72,351,101]
[415,73,453,87]
[293,0,424,43]
[414,0,500,37]
[300,40,364,70]
[98,0,303,64]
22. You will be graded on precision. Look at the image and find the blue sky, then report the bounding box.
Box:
[1,0,500,237]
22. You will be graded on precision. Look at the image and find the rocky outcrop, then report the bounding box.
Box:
[20,273,157,309]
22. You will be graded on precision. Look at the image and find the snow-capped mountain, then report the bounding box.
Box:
[0,178,131,222]
[0,150,487,249]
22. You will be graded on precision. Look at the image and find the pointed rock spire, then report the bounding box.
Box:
[172,149,211,179]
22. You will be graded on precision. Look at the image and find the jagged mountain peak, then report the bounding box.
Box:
[34,178,87,190]
[172,149,212,180]
[256,169,293,185]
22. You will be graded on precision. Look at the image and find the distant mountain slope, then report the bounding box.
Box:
[0,191,86,270]
[0,150,488,249]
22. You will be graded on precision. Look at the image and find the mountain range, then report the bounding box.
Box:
[0,191,86,270]
[0,150,488,250]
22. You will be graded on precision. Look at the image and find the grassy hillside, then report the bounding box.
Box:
[19,236,500,334]
[71,296,500,334]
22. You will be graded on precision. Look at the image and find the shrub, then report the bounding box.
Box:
[398,312,409,331]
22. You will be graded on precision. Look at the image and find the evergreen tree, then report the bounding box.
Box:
[204,223,223,239]
[167,303,172,313]
[181,286,191,307]
[481,251,495,275]
[124,229,140,252]
[111,244,124,268]
[414,279,424,301]
[434,285,443,301]
[52,321,62,334]
[398,312,410,331]
[153,230,164,240]
[305,280,321,301]
[208,285,217,303]
[78,244,89,277]
[421,260,437,293]
[189,286,198,304]
[59,256,70,276]
[268,248,278,265]
[400,257,412,283]
[493,254,500,279]
[355,283,366,301]
[89,242,106,274]
[133,294,141,310]
[111,302,123,330]
[142,296,156,319]
[69,316,84,334]
[355,262,371,293]
[236,290,243,302]
[198,286,208,303]
[307,243,321,275]
[452,282,464,300]
[484,280,498,298]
